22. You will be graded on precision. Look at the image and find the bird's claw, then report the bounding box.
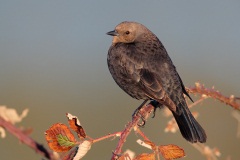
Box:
[132,110,146,127]
[152,106,157,118]
[150,100,164,118]
[138,115,146,127]
[132,106,146,127]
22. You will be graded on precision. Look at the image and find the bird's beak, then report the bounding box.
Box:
[106,30,118,36]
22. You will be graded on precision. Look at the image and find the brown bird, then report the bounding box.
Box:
[106,21,206,143]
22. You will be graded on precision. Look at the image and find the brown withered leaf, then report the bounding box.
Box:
[159,144,185,160]
[66,113,86,139]
[45,123,77,152]
[144,140,157,150]
[134,153,155,160]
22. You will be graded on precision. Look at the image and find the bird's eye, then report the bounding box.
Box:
[125,31,130,35]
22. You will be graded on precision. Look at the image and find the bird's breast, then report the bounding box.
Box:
[107,43,148,99]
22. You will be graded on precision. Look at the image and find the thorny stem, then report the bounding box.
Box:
[111,104,154,160]
[188,96,208,109]
[134,127,151,142]
[0,117,56,160]
[187,83,240,110]
[92,131,122,143]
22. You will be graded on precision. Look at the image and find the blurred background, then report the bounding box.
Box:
[0,1,240,159]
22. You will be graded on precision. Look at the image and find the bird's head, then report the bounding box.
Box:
[107,21,150,44]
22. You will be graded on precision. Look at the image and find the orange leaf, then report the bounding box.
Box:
[144,140,157,150]
[134,153,155,160]
[45,123,77,152]
[159,144,185,159]
[118,156,125,160]
[66,113,86,139]
[137,139,156,150]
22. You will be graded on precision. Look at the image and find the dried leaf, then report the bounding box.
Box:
[45,123,76,152]
[63,140,92,160]
[0,106,29,138]
[66,113,86,139]
[74,140,92,159]
[136,139,154,150]
[134,153,155,160]
[159,144,185,160]
[0,106,29,124]
[124,149,135,159]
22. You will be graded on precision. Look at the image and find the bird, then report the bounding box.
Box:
[106,21,206,143]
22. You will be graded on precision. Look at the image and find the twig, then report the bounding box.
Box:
[111,104,154,160]
[134,127,151,142]
[188,96,208,109]
[187,83,240,110]
[0,116,56,160]
[191,143,220,160]
[92,131,122,143]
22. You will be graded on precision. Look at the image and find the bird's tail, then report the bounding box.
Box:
[172,104,207,143]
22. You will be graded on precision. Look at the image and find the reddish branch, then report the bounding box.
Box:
[92,131,122,143]
[187,83,240,110]
[0,116,56,160]
[111,104,154,160]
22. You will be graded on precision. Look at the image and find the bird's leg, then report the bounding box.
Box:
[132,99,148,127]
[149,100,164,118]
[149,100,158,118]
[132,99,148,117]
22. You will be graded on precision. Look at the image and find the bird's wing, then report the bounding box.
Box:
[131,43,188,114]
[139,64,181,113]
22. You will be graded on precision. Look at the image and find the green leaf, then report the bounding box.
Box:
[57,134,76,147]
